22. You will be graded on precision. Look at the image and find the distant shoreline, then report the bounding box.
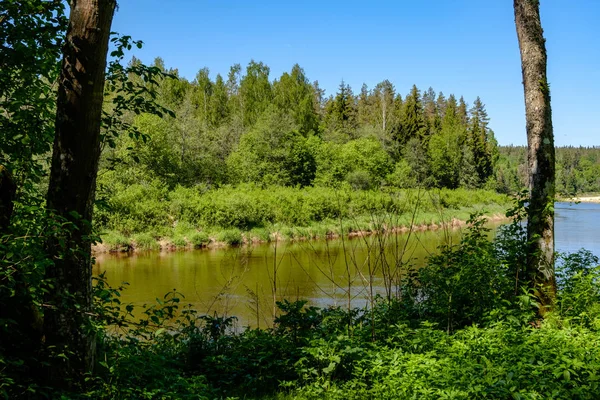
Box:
[557,196,600,204]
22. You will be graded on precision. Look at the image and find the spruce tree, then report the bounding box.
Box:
[324,80,357,140]
[468,96,493,184]
[397,84,426,146]
[457,96,469,126]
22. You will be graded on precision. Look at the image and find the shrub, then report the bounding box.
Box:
[346,170,372,190]
[101,231,131,252]
[216,229,243,246]
[171,235,188,248]
[132,232,159,251]
[189,231,210,248]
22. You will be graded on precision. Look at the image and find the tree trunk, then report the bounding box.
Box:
[44,0,116,384]
[514,0,556,312]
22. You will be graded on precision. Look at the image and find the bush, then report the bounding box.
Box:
[189,231,210,248]
[216,229,243,246]
[171,235,188,248]
[101,231,131,251]
[97,185,510,246]
[132,232,159,251]
[346,170,372,190]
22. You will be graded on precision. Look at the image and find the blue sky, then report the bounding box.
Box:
[111,0,599,146]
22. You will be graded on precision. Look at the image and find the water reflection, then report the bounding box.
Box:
[94,202,599,327]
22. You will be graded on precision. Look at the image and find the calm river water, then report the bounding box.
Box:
[94,202,600,327]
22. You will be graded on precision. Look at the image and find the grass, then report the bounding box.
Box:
[94,186,511,253]
[131,232,160,251]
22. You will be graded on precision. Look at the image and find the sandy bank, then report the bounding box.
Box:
[558,196,600,204]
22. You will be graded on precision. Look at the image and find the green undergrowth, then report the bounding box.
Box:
[94,183,510,251]
[6,207,597,399]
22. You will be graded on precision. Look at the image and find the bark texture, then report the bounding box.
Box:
[44,0,116,383]
[514,0,556,311]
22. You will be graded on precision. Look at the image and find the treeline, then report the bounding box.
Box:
[100,59,498,193]
[495,146,600,195]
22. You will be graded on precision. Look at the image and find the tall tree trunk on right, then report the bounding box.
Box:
[44,0,116,385]
[514,0,556,312]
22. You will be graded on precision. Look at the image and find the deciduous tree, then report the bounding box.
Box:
[514,0,556,311]
[44,0,116,382]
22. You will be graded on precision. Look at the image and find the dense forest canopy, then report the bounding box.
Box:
[99,58,600,202]
[101,58,500,191]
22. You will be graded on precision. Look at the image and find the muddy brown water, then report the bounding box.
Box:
[93,202,599,327]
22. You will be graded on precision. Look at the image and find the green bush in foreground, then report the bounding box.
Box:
[14,211,594,399]
[6,208,598,399]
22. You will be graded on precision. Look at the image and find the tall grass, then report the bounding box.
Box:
[95,183,510,251]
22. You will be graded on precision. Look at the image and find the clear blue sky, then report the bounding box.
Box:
[111,0,599,146]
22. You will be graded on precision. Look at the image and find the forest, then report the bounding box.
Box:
[2,0,600,399]
[95,57,513,249]
[101,56,600,196]
[94,58,600,249]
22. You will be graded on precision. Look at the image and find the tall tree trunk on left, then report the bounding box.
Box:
[514,0,556,313]
[44,0,116,385]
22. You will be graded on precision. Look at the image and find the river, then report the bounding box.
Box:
[93,202,600,327]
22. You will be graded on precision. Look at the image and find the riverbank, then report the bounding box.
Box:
[93,213,508,254]
[558,195,600,203]
[93,186,511,254]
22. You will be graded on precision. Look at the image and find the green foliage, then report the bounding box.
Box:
[227,107,317,186]
[398,84,427,145]
[403,214,518,332]
[0,0,67,186]
[132,232,159,250]
[188,231,210,248]
[314,137,392,188]
[95,174,170,235]
[102,231,131,252]
[346,170,372,190]
[215,229,243,246]
[428,122,465,188]
[95,184,509,248]
[556,250,600,324]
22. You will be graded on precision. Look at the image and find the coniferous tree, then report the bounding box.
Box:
[457,96,468,126]
[357,83,372,126]
[397,85,426,146]
[444,94,459,126]
[468,97,493,184]
[311,80,326,119]
[436,91,447,120]
[324,80,357,141]
[194,67,213,128]
[422,87,438,136]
